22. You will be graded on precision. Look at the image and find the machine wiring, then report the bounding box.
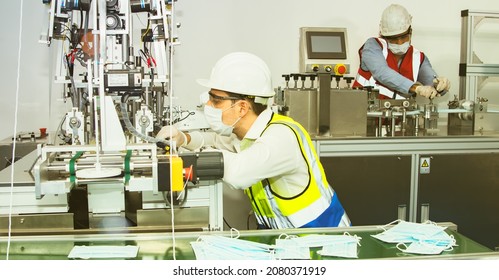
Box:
[7,0,25,260]
[224,217,234,230]
[120,94,170,146]
[141,13,151,45]
[5,1,185,260]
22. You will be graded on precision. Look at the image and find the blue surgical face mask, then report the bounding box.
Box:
[274,233,361,259]
[273,238,311,260]
[388,41,410,55]
[372,220,448,243]
[203,103,241,136]
[372,220,456,255]
[316,233,361,259]
[190,235,274,260]
[396,239,455,255]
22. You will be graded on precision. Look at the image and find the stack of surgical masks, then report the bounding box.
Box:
[190,232,362,260]
[274,233,362,259]
[371,220,457,255]
[191,235,275,260]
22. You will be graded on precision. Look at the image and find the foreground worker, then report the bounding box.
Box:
[352,4,450,99]
[158,52,350,229]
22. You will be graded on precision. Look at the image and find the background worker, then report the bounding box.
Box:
[352,3,451,99]
[158,52,350,229]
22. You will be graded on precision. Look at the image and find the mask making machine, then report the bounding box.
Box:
[275,73,483,138]
[274,27,482,138]
[0,0,224,235]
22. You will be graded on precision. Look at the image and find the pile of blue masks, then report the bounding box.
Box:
[274,232,362,259]
[190,235,275,260]
[190,230,362,260]
[371,220,457,255]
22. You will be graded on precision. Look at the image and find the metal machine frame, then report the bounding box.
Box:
[1,0,225,236]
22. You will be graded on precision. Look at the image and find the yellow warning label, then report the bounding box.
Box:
[421,160,429,167]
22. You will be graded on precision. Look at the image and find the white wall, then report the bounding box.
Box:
[2,0,499,141]
[0,3,51,141]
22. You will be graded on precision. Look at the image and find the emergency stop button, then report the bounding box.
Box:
[334,64,347,75]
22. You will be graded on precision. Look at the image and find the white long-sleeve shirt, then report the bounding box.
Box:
[184,109,309,197]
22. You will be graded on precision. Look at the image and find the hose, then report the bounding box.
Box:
[119,101,169,147]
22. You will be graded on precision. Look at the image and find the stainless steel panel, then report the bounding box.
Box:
[283,88,318,136]
[329,89,367,137]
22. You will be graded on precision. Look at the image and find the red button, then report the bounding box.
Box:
[335,64,346,75]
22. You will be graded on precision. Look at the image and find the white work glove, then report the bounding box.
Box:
[156,126,187,147]
[415,85,438,99]
[433,76,451,93]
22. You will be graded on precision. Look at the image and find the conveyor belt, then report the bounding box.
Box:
[0,223,496,260]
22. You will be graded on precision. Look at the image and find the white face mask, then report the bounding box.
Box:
[371,220,457,254]
[396,239,455,255]
[274,233,361,259]
[191,235,274,260]
[388,41,410,55]
[203,102,241,136]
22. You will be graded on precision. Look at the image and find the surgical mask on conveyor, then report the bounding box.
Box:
[317,233,361,259]
[396,238,455,255]
[372,220,449,243]
[274,233,361,259]
[190,235,274,260]
[372,220,457,254]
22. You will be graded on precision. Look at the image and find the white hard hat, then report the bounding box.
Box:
[379,4,412,37]
[197,52,275,98]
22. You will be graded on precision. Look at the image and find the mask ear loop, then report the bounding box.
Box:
[396,242,409,252]
[230,116,242,128]
[225,101,244,128]
[443,235,457,251]
[230,228,240,239]
[273,235,309,260]
[379,219,402,231]
[443,245,455,252]
[343,232,363,246]
[424,220,437,226]
[278,233,290,240]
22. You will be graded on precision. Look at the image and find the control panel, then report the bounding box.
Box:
[299,27,350,74]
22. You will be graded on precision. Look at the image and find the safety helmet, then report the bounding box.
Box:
[379,4,412,37]
[197,52,275,99]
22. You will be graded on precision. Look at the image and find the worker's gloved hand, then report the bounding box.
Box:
[156,126,187,147]
[433,76,451,93]
[415,85,438,99]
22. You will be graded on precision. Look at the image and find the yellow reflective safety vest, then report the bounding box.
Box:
[244,113,348,229]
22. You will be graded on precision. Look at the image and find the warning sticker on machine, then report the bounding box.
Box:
[420,157,430,174]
